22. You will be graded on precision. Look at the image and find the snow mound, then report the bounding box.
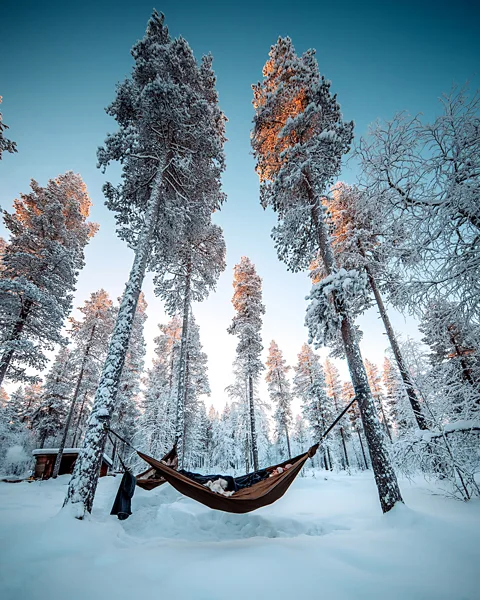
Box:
[120,481,347,541]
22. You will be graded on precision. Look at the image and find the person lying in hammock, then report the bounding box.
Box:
[178,466,271,495]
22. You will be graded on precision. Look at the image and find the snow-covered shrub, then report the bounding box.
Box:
[393,426,480,501]
[3,444,31,476]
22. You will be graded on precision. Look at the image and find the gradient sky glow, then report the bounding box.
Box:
[1,0,479,411]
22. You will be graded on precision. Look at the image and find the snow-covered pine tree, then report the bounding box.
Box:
[0,387,8,408]
[207,404,235,472]
[323,182,428,430]
[139,316,182,458]
[109,293,147,469]
[5,386,25,423]
[138,313,210,470]
[203,405,217,469]
[419,301,480,419]
[256,402,274,468]
[252,37,402,511]
[225,358,262,473]
[291,415,309,457]
[343,380,369,469]
[53,290,115,478]
[224,360,246,470]
[152,49,226,462]
[390,334,480,501]
[266,340,293,460]
[155,223,225,466]
[324,358,351,469]
[0,96,17,159]
[0,387,31,473]
[65,11,226,516]
[0,238,6,268]
[31,347,73,449]
[18,383,42,428]
[186,400,209,470]
[182,318,211,469]
[293,343,333,469]
[0,382,41,469]
[227,257,265,471]
[110,298,146,464]
[382,357,412,433]
[357,86,480,325]
[364,359,393,442]
[0,173,97,387]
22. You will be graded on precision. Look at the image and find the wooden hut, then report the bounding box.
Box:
[32,448,113,480]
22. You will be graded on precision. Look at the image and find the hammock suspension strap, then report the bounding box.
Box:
[104,396,357,459]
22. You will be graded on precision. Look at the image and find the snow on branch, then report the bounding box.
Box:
[305,268,368,347]
[415,420,480,442]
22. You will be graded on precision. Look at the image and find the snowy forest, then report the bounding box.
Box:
[1,9,479,505]
[0,4,479,599]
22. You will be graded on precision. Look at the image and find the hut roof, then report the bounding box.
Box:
[32,448,113,466]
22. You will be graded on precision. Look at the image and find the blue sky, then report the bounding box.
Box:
[1,0,479,409]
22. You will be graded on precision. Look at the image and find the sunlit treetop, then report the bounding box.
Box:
[251,37,354,272]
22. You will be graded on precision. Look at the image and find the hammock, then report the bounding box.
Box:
[135,443,319,514]
[108,395,355,515]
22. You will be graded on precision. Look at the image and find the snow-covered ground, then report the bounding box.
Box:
[0,470,479,600]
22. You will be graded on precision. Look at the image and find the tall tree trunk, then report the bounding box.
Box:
[323,452,329,470]
[284,424,292,459]
[326,446,332,471]
[339,426,349,468]
[111,439,117,471]
[331,392,350,469]
[248,374,259,471]
[63,171,164,517]
[52,358,88,478]
[181,349,190,466]
[71,391,89,447]
[359,245,428,430]
[0,298,33,387]
[312,198,403,513]
[319,411,330,470]
[38,430,47,450]
[175,256,192,469]
[357,429,369,469]
[276,373,291,460]
[448,327,475,386]
[378,400,393,442]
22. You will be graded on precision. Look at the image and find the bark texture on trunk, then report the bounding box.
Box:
[0,298,33,387]
[360,246,428,430]
[379,401,393,443]
[71,391,88,448]
[63,172,163,517]
[248,374,259,471]
[175,256,192,469]
[330,391,350,469]
[358,430,369,469]
[339,315,403,511]
[181,349,190,465]
[312,198,403,513]
[339,427,349,468]
[244,432,250,475]
[285,425,292,460]
[448,327,475,386]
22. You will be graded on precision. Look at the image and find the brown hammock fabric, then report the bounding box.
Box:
[135,445,178,491]
[135,443,319,514]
